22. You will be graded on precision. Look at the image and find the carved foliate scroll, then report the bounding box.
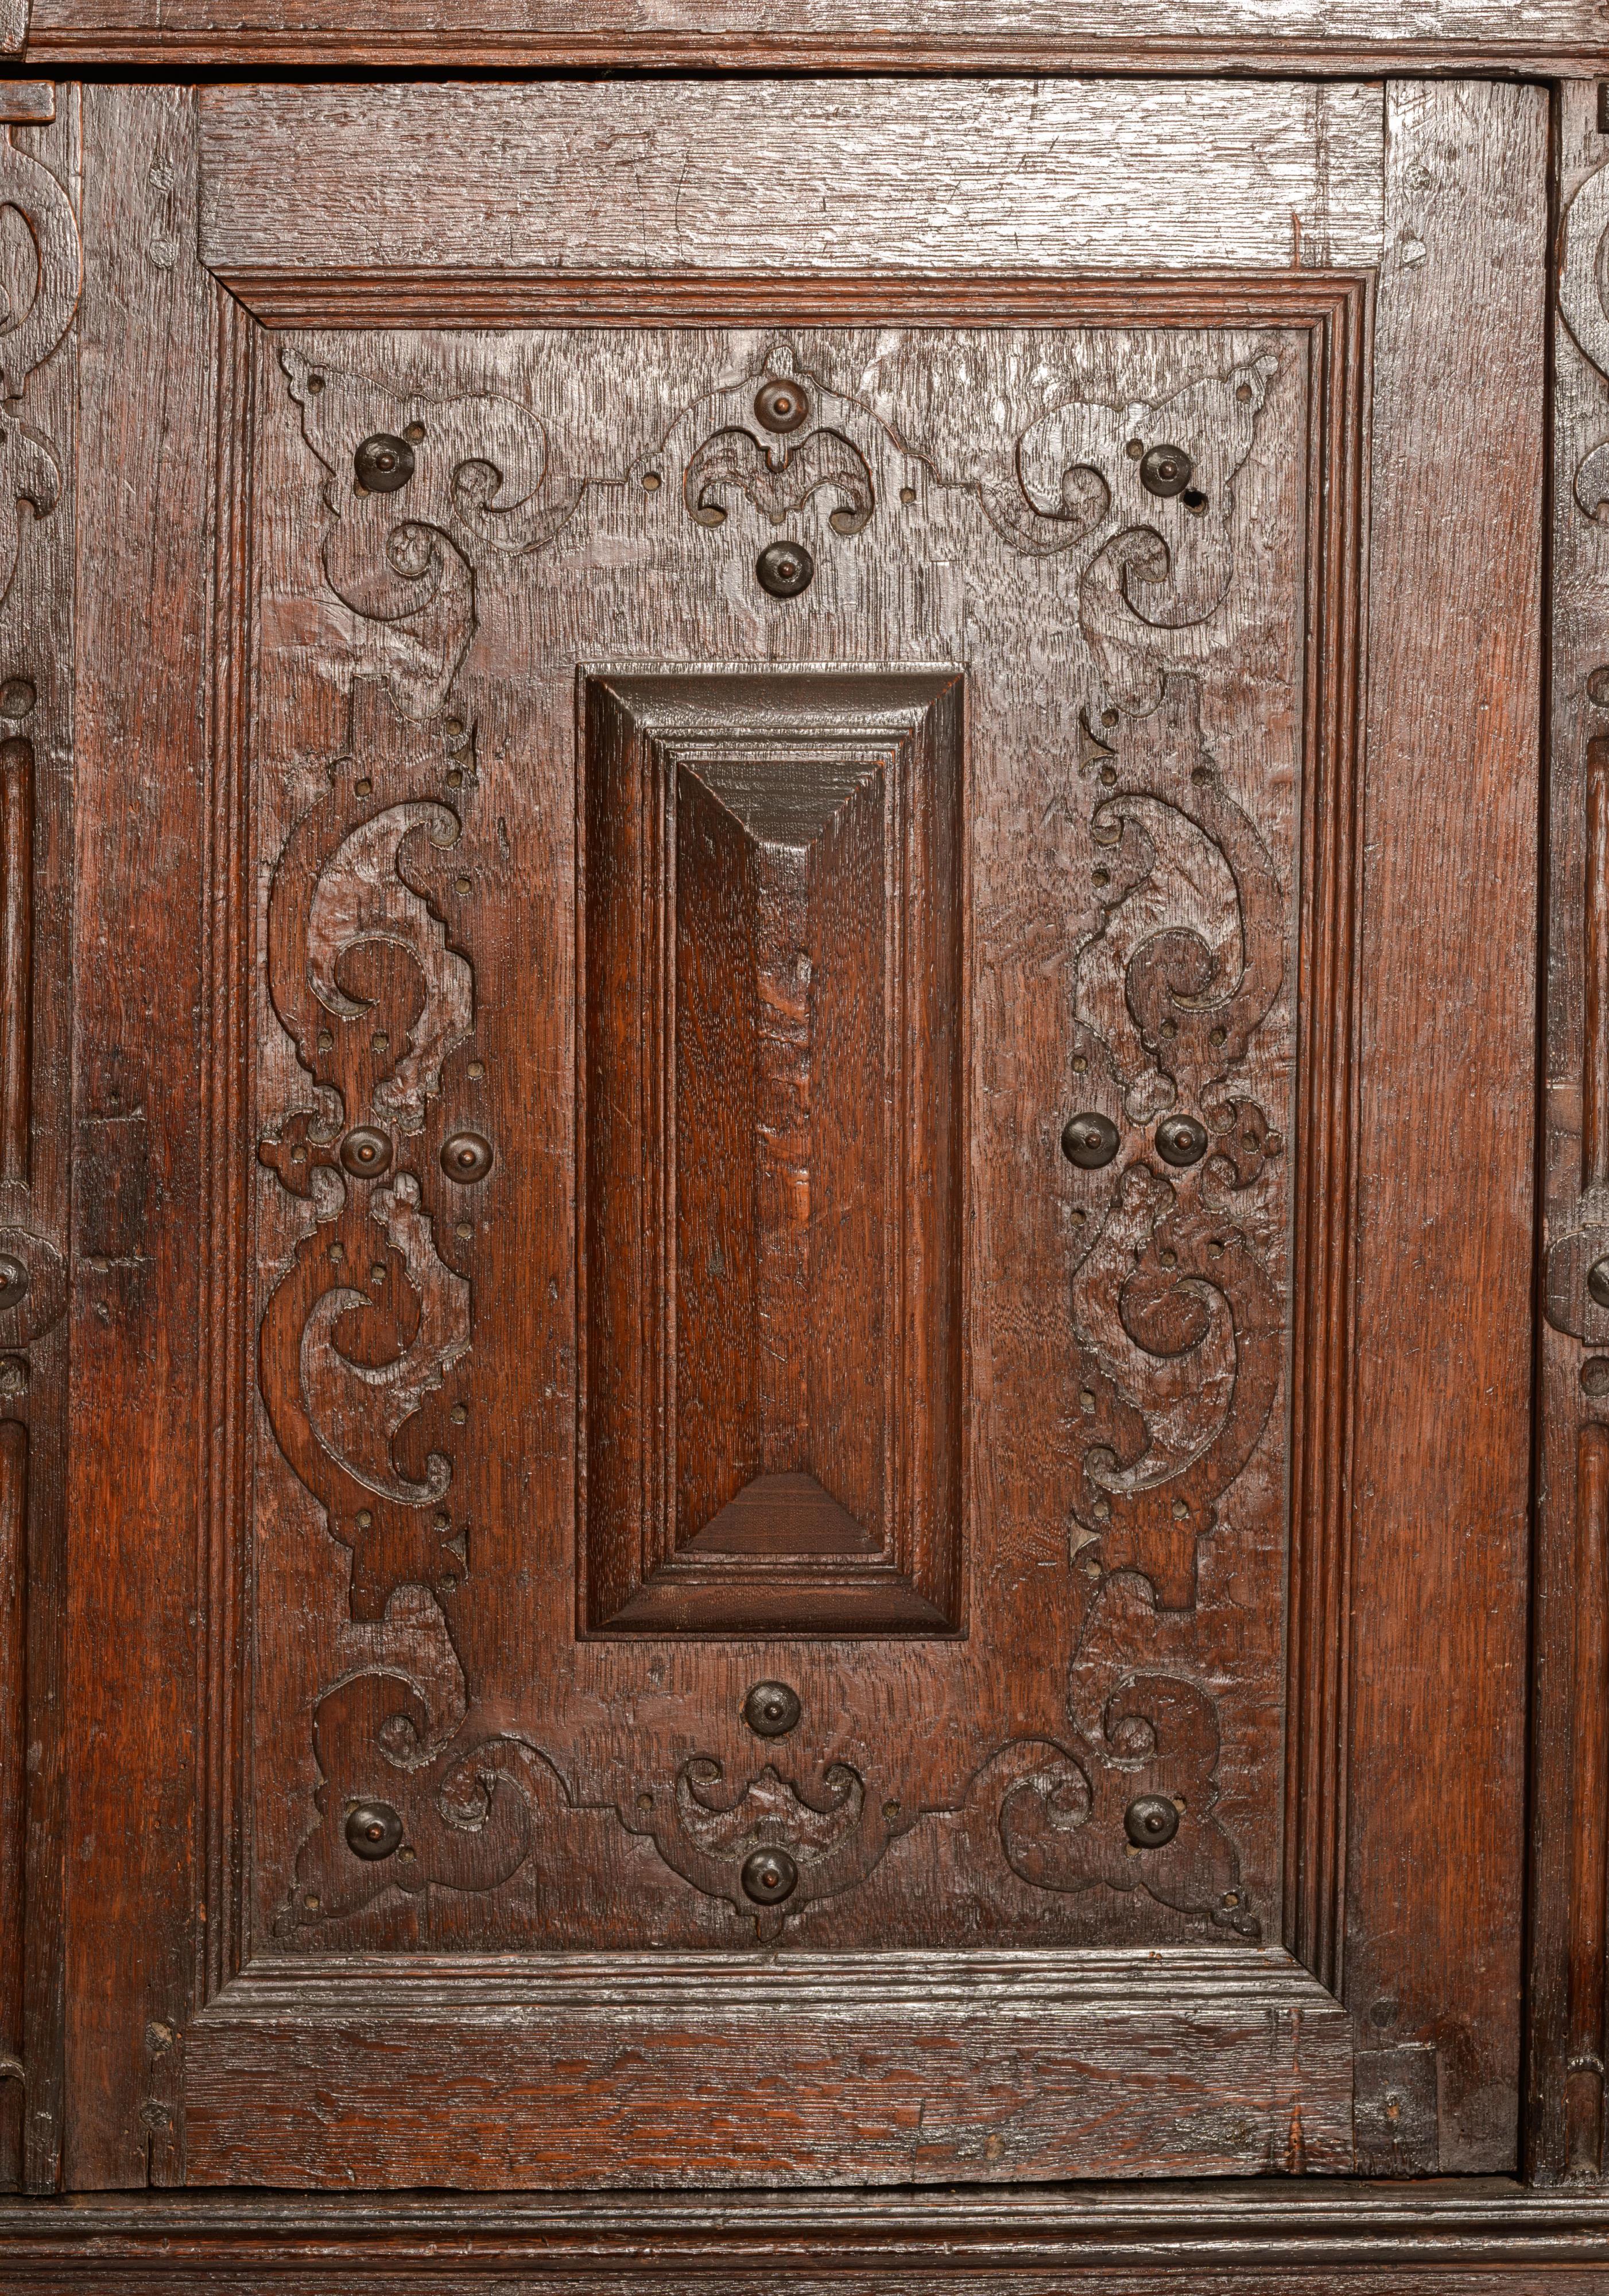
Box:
[259,684,481,1617]
[280,345,580,718]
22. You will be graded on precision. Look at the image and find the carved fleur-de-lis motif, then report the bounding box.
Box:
[622,1754,890,1940]
[684,424,875,536]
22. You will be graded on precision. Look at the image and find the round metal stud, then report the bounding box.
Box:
[339,1125,394,1178]
[1123,1793,1181,1849]
[740,1846,799,1905]
[1155,1115,1209,1169]
[743,1681,802,1739]
[0,1254,29,1312]
[1591,1258,1609,1311]
[755,540,815,599]
[754,378,810,434]
[1061,1111,1119,1170]
[354,433,416,494]
[1138,444,1193,499]
[344,1800,404,1861]
[0,678,35,720]
[440,1131,494,1184]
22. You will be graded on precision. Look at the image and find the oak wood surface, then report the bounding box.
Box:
[63,82,216,2190]
[1345,77,1546,2175]
[1532,76,1609,2188]
[29,60,1554,2211]
[0,81,78,2201]
[196,80,1387,295]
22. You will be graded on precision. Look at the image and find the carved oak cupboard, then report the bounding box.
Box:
[3,29,1609,2294]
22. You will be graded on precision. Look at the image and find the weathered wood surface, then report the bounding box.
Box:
[22,1,1609,71]
[1346,79,1546,2174]
[181,1952,1351,2188]
[196,80,1387,296]
[29,63,1556,2209]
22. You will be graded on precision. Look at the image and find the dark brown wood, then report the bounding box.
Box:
[0,1418,26,2183]
[0,80,78,2202]
[63,83,214,2190]
[1345,79,1546,2174]
[580,668,964,1636]
[0,55,1550,2223]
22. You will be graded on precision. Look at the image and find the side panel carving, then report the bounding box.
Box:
[0,83,75,2196]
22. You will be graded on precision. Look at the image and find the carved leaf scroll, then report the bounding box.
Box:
[1051,677,1286,1609]
[277,1671,557,1933]
[963,1674,1256,1936]
[280,344,581,718]
[259,683,481,1618]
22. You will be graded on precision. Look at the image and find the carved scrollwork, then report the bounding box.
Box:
[961,1674,1256,1936]
[277,1669,560,1934]
[259,682,482,1618]
[1561,160,1609,521]
[960,352,1280,711]
[1060,676,1286,1610]
[0,129,78,618]
[621,1756,890,1942]
[280,344,582,718]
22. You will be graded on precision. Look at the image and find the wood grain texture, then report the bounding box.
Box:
[196,80,1386,293]
[181,1950,1351,2188]
[22,5,1609,72]
[11,2178,1609,2289]
[1347,79,1546,2174]
[64,83,213,2190]
[580,668,963,1635]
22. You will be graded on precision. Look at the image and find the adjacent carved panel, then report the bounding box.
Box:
[0,90,76,2196]
[1533,88,1609,2185]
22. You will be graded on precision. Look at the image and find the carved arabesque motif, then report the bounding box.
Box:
[961,1674,1256,1938]
[258,682,481,1618]
[1038,675,1288,1610]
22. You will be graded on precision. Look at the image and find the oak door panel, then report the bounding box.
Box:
[42,77,1544,2190]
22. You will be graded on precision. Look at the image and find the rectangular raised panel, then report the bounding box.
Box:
[581,670,964,1634]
